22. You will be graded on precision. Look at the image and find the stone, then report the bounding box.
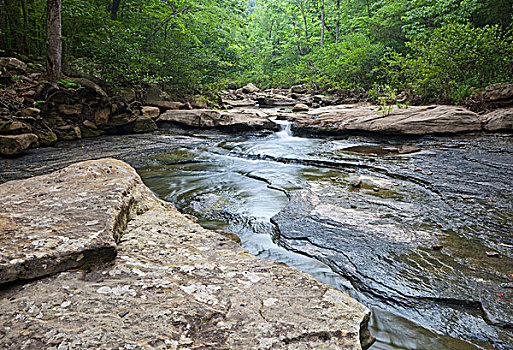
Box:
[0,120,32,134]
[157,109,279,132]
[122,116,158,133]
[480,108,513,132]
[191,95,208,109]
[0,133,38,156]
[257,95,296,107]
[83,120,97,130]
[0,159,373,349]
[141,106,160,120]
[290,85,307,94]
[56,125,82,140]
[484,83,513,107]
[21,107,40,118]
[105,113,137,127]
[149,100,185,111]
[36,130,58,146]
[222,99,256,108]
[71,78,108,98]
[292,103,309,112]
[58,104,83,116]
[0,57,27,78]
[94,107,111,126]
[290,105,483,135]
[242,83,259,93]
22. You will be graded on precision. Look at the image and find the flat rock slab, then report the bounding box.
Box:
[0,159,372,349]
[157,109,278,132]
[288,105,483,135]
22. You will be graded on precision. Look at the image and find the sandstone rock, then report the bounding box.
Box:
[37,129,58,146]
[292,103,309,112]
[291,105,483,135]
[94,107,111,126]
[105,113,137,127]
[222,99,256,108]
[21,107,40,118]
[0,120,32,134]
[83,120,97,129]
[257,94,296,107]
[149,100,185,111]
[58,103,83,115]
[141,106,160,120]
[0,159,373,349]
[0,57,27,78]
[0,133,38,155]
[122,116,158,133]
[56,125,82,140]
[71,78,108,99]
[484,83,513,107]
[480,108,513,132]
[242,83,259,93]
[157,109,278,132]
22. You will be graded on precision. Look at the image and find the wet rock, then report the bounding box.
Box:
[157,109,279,132]
[0,133,38,156]
[0,159,372,350]
[292,103,309,112]
[140,106,160,120]
[480,108,513,132]
[291,105,483,135]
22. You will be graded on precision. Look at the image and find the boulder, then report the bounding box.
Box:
[157,109,279,131]
[56,125,82,140]
[83,120,97,130]
[290,105,483,135]
[0,133,38,156]
[70,78,108,99]
[480,108,513,131]
[257,94,296,107]
[94,107,111,126]
[242,83,259,93]
[484,83,513,107]
[36,129,58,146]
[290,84,308,94]
[222,99,256,108]
[58,103,83,116]
[140,106,160,120]
[292,103,309,112]
[20,107,40,118]
[149,100,184,111]
[121,116,158,133]
[0,120,32,134]
[0,159,373,349]
[0,57,27,78]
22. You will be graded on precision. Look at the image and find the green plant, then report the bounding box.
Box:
[33,100,45,108]
[369,84,405,117]
[58,79,83,89]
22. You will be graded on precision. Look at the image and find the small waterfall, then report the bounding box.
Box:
[270,117,294,139]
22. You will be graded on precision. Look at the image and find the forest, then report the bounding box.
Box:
[1,0,513,104]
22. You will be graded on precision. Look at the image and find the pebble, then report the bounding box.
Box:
[485,251,499,258]
[119,311,129,318]
[373,187,379,192]
[414,167,422,172]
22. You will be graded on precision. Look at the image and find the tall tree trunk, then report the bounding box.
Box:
[299,2,310,54]
[291,15,303,55]
[111,0,121,20]
[320,0,325,48]
[46,0,61,83]
[21,0,29,53]
[0,0,5,50]
[336,0,340,42]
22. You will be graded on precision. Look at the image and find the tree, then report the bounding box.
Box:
[46,0,62,83]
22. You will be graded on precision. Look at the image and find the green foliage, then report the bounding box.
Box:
[58,79,82,89]
[383,22,513,103]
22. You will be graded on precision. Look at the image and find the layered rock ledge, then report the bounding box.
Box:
[0,159,373,349]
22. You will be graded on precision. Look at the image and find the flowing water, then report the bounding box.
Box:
[137,120,513,350]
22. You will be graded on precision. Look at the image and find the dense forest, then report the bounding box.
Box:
[1,0,512,103]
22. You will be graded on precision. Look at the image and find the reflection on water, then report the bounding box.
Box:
[138,127,512,350]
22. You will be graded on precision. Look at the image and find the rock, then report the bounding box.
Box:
[80,124,105,138]
[36,130,58,146]
[0,120,32,134]
[0,57,27,78]
[58,104,83,116]
[112,87,136,103]
[480,108,513,132]
[291,105,483,135]
[21,107,41,118]
[222,99,256,108]
[121,116,158,133]
[105,113,137,127]
[71,78,108,99]
[191,95,208,109]
[149,100,184,111]
[94,107,111,126]
[242,83,259,93]
[0,159,373,349]
[292,103,309,112]
[56,125,82,140]
[0,133,38,156]
[485,251,500,258]
[83,120,97,130]
[257,95,296,107]
[290,84,307,94]
[140,106,160,120]
[484,83,513,107]
[143,86,170,104]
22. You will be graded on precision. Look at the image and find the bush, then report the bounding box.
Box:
[383,22,513,103]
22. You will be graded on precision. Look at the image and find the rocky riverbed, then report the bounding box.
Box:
[0,158,373,349]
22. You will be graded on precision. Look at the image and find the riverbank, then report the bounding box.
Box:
[0,158,374,349]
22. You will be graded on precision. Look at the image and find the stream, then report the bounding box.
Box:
[0,115,511,349]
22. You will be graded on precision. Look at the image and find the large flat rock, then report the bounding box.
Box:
[157,109,278,132]
[288,105,483,135]
[0,159,372,349]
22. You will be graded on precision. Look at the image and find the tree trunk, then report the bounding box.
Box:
[111,0,121,20]
[336,0,340,42]
[320,0,325,48]
[46,0,62,83]
[291,15,303,55]
[299,2,310,54]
